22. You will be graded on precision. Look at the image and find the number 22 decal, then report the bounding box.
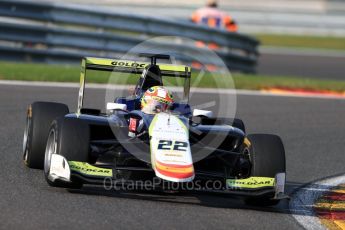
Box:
[157,140,188,152]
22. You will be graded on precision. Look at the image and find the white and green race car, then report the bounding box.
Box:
[23,54,287,206]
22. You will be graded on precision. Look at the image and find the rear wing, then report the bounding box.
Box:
[77,57,191,114]
[84,57,191,77]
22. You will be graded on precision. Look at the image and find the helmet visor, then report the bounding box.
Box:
[142,98,171,114]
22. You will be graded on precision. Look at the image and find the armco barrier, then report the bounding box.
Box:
[0,0,259,73]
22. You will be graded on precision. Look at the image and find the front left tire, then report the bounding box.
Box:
[244,134,286,206]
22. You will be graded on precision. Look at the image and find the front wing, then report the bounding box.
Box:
[49,154,287,199]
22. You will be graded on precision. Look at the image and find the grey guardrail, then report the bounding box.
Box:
[0,0,259,73]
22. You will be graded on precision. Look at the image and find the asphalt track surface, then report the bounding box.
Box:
[258,52,345,81]
[1,84,345,229]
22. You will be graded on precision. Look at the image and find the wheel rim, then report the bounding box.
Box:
[23,115,31,164]
[44,129,56,175]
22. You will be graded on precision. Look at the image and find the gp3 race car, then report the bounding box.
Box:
[23,54,288,206]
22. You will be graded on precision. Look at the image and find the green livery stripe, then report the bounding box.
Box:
[226,177,275,189]
[176,117,188,133]
[68,161,113,177]
[149,114,159,167]
[148,114,159,137]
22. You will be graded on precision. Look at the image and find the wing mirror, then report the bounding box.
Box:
[106,103,127,112]
[193,109,214,118]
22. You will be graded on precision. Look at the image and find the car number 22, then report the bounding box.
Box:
[157,140,188,152]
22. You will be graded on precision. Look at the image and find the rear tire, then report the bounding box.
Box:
[23,102,69,169]
[44,118,89,188]
[244,134,286,206]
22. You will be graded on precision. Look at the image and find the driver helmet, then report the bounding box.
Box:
[141,86,174,114]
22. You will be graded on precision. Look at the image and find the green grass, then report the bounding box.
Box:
[254,34,345,51]
[0,61,345,92]
[0,62,99,83]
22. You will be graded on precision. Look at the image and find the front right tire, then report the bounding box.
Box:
[23,102,69,169]
[44,117,89,188]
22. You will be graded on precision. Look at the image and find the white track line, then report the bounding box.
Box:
[1,80,345,100]
[290,174,345,230]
